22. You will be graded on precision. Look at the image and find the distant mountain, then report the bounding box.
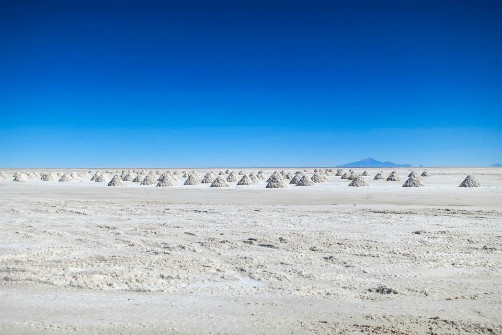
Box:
[491,163,502,167]
[337,158,412,168]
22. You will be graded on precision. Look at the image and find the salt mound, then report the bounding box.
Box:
[184,174,200,185]
[58,174,73,182]
[13,173,29,182]
[226,172,238,182]
[211,176,229,187]
[257,171,266,180]
[311,173,326,183]
[156,178,176,187]
[40,173,56,181]
[265,174,287,188]
[141,175,157,185]
[374,172,384,180]
[341,173,348,179]
[122,173,134,181]
[70,171,80,180]
[249,173,259,183]
[386,172,401,181]
[238,170,245,175]
[421,171,430,177]
[349,176,369,187]
[289,174,302,185]
[0,171,8,179]
[284,172,293,180]
[201,173,215,184]
[408,171,418,178]
[459,175,480,187]
[132,175,143,182]
[402,176,424,187]
[90,172,101,181]
[297,175,314,186]
[94,174,106,182]
[108,175,125,186]
[237,175,253,185]
[218,171,225,175]
[362,171,369,176]
[347,172,356,180]
[335,169,343,176]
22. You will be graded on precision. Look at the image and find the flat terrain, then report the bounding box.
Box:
[1,168,501,334]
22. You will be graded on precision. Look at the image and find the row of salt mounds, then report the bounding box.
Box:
[211,176,229,187]
[386,171,401,181]
[296,175,314,186]
[402,176,424,187]
[460,175,480,187]
[59,173,81,182]
[237,174,254,185]
[374,172,384,180]
[108,175,125,186]
[266,173,287,188]
[349,175,369,187]
[184,173,201,185]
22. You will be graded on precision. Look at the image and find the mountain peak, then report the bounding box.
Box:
[337,158,411,168]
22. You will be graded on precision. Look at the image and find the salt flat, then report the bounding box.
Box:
[0,168,501,334]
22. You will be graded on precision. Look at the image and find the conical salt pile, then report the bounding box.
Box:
[386,172,401,181]
[141,175,157,185]
[311,173,326,183]
[13,173,29,182]
[289,174,302,185]
[59,174,72,182]
[347,172,356,180]
[122,173,134,181]
[459,175,480,187]
[284,172,293,180]
[349,176,369,187]
[421,171,430,177]
[408,171,418,178]
[201,173,214,184]
[225,169,230,174]
[95,174,107,182]
[132,175,143,182]
[218,171,225,175]
[156,178,176,187]
[238,170,245,175]
[374,172,384,180]
[265,174,287,188]
[402,176,424,187]
[184,174,201,185]
[297,175,314,186]
[0,172,7,179]
[335,169,343,176]
[108,175,125,186]
[237,175,253,185]
[211,176,229,187]
[90,172,101,181]
[226,172,238,182]
[362,171,369,176]
[41,173,56,181]
[257,171,266,180]
[249,173,259,184]
[341,173,349,179]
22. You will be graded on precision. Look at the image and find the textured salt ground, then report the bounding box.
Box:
[1,168,502,334]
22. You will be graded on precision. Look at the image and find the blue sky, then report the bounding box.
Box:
[1,0,501,167]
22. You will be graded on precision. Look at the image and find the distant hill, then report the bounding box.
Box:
[491,163,502,167]
[337,158,412,168]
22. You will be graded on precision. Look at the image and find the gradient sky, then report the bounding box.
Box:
[1,0,501,167]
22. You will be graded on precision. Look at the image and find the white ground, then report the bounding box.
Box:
[1,168,501,334]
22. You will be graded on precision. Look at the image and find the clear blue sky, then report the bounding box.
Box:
[1,0,501,167]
